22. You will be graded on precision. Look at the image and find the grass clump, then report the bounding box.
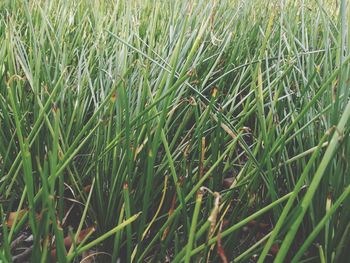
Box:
[1,0,350,262]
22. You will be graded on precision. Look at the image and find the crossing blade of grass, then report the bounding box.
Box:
[67,178,95,258]
[67,212,141,261]
[6,79,37,237]
[172,191,294,262]
[185,190,203,263]
[138,136,241,262]
[291,183,350,263]
[112,204,125,263]
[122,182,132,263]
[258,131,330,263]
[275,97,350,262]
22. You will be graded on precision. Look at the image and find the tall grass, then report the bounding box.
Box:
[0,0,350,262]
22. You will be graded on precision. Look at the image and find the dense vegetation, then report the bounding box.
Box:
[1,0,350,262]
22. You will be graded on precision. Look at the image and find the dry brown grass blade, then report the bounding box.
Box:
[208,192,221,242]
[217,221,228,263]
[161,192,177,241]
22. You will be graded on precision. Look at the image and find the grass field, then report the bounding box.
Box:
[1,0,350,262]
